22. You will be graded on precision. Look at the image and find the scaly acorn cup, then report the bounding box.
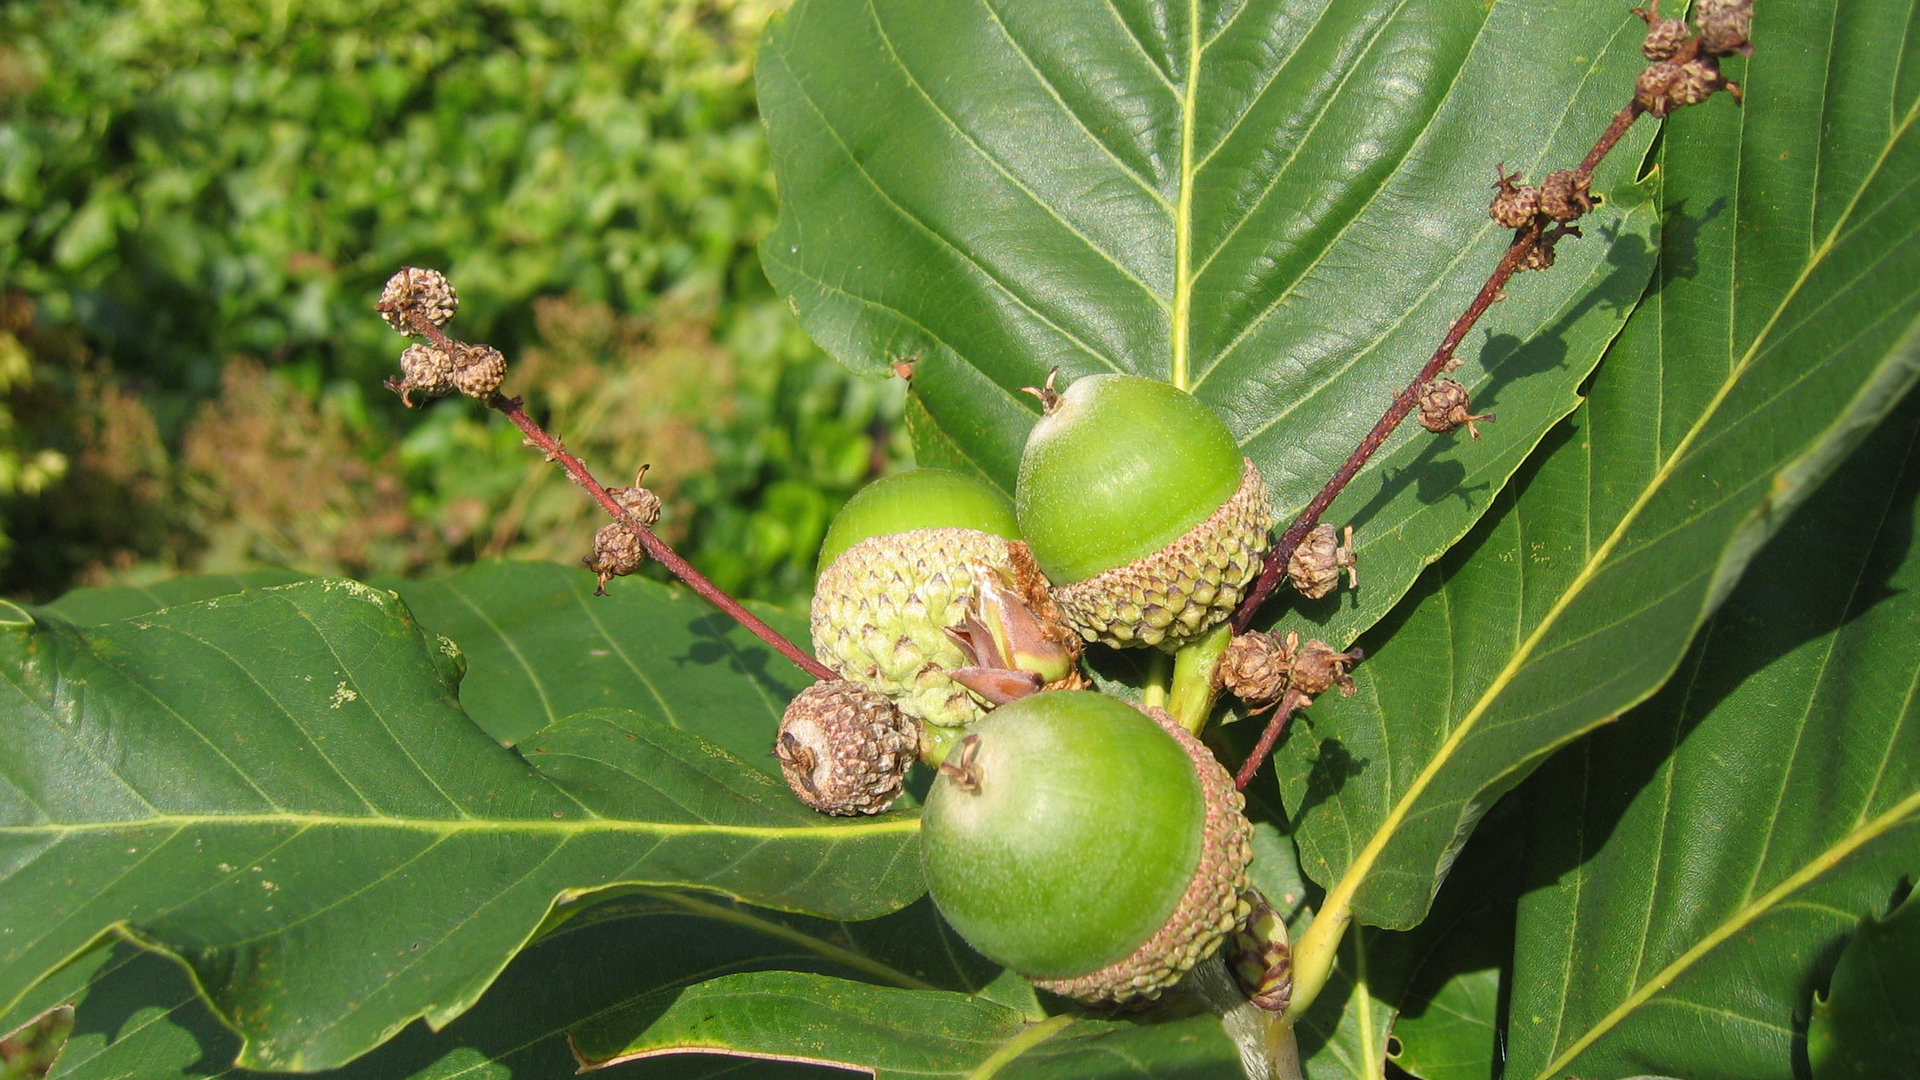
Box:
[810,469,1079,735]
[921,691,1253,1005]
[1016,373,1272,648]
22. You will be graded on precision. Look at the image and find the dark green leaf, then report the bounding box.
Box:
[379,561,816,758]
[759,0,1661,645]
[1502,397,1920,1079]
[40,571,307,626]
[1808,894,1920,1080]
[0,583,919,1071]
[1273,0,1920,961]
[574,970,1242,1080]
[49,892,991,1080]
[1291,807,1518,1080]
[47,561,817,761]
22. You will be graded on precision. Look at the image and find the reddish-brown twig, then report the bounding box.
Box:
[404,315,837,683]
[1234,686,1311,790]
[1234,101,1650,634]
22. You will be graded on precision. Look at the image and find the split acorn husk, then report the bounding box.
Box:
[1017,374,1272,649]
[921,691,1254,1004]
[809,469,1082,739]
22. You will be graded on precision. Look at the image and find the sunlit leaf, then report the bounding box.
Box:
[0,583,919,1072]
[760,0,1661,645]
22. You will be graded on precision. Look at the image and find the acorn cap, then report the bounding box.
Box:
[1030,707,1254,1004]
[774,680,916,816]
[810,528,1021,727]
[1050,460,1271,649]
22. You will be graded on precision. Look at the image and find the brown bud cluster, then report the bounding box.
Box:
[453,343,506,399]
[1631,0,1747,118]
[1637,56,1738,117]
[396,344,457,405]
[585,523,646,595]
[390,341,510,406]
[378,267,457,335]
[1490,172,1541,230]
[1288,639,1362,699]
[1217,630,1295,712]
[1539,170,1593,224]
[1218,629,1362,713]
[1286,523,1356,601]
[1419,378,1495,440]
[1694,0,1753,57]
[776,679,917,815]
[1637,9,1691,60]
[610,481,663,528]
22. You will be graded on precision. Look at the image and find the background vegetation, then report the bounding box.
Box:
[0,0,907,606]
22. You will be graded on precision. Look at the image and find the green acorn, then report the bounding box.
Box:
[921,691,1253,1004]
[810,469,1080,735]
[1016,373,1272,648]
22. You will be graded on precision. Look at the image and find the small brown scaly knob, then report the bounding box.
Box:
[394,343,457,406]
[452,343,506,399]
[1287,523,1356,600]
[1694,0,1753,56]
[775,680,917,816]
[1419,378,1496,440]
[378,267,458,335]
[1289,639,1363,699]
[1217,630,1295,712]
[584,523,645,595]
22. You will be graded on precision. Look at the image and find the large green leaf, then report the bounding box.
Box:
[46,892,996,1080]
[1502,395,1920,1079]
[1808,895,1920,1080]
[573,970,1242,1080]
[759,0,1660,645]
[0,583,920,1072]
[1282,804,1518,1080]
[384,562,817,757]
[1270,0,1920,978]
[47,561,818,760]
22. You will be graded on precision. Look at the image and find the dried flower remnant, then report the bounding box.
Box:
[776,680,917,815]
[453,344,507,399]
[1286,523,1356,600]
[1418,378,1496,440]
[1217,630,1295,712]
[377,268,458,335]
[1288,640,1363,700]
[394,344,457,406]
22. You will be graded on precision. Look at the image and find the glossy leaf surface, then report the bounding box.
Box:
[1503,398,1920,1080]
[1808,895,1920,1080]
[48,893,995,1080]
[1273,0,1920,946]
[46,560,818,760]
[759,0,1661,645]
[0,583,919,1072]
[574,970,1242,1080]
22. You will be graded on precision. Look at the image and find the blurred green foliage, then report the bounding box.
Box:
[0,0,905,604]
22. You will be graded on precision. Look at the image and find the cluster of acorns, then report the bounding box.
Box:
[778,371,1334,1008]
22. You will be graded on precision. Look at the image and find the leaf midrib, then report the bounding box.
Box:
[1531,786,1920,1080]
[1288,90,1920,1016]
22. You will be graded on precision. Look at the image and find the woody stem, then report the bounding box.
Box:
[1233,101,1648,634]
[408,316,836,683]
